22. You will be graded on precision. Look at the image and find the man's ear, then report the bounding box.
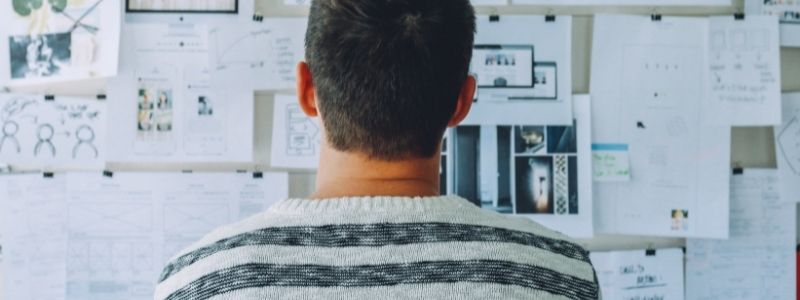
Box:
[447,75,476,127]
[296,61,319,117]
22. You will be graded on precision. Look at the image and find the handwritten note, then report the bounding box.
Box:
[686,169,796,300]
[707,15,782,125]
[591,248,685,300]
[592,144,631,182]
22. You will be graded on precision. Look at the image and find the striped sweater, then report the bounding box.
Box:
[155,196,599,300]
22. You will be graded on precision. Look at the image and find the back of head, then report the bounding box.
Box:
[305,0,476,160]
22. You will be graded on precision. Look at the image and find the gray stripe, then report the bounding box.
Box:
[165,260,599,300]
[160,223,590,283]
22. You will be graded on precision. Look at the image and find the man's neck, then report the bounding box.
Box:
[312,147,441,199]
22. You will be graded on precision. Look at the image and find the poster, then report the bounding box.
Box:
[0,0,121,86]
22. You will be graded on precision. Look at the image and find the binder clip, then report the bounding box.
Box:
[651,14,662,22]
[96,94,107,100]
[103,170,114,178]
[645,248,657,256]
[488,7,500,23]
[253,14,264,22]
[732,163,744,175]
[43,172,55,178]
[734,13,745,20]
[253,172,264,179]
[545,15,556,22]
[44,94,55,101]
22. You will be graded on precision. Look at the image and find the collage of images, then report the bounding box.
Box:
[443,122,579,215]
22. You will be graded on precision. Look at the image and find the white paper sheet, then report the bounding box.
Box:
[270,94,320,169]
[126,0,238,12]
[108,23,253,163]
[285,0,508,6]
[0,93,106,169]
[464,15,573,126]
[209,18,307,91]
[776,93,800,203]
[513,0,729,4]
[471,0,509,5]
[0,0,121,86]
[686,169,797,300]
[591,248,685,300]
[447,95,593,238]
[0,171,288,300]
[591,15,731,239]
[707,16,782,126]
[1,173,67,300]
[746,0,800,47]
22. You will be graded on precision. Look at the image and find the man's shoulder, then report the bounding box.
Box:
[155,198,599,300]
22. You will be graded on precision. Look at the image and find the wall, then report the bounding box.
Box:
[6,0,800,252]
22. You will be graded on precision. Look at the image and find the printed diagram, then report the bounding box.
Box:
[209,20,306,90]
[286,104,319,157]
[163,204,230,235]
[211,29,275,72]
[0,94,104,164]
[68,203,153,233]
[778,116,800,174]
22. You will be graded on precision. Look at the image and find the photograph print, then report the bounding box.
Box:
[9,33,71,79]
[4,0,120,83]
[449,122,580,216]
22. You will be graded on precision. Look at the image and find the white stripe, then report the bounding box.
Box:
[172,197,577,259]
[204,283,574,300]
[155,242,595,298]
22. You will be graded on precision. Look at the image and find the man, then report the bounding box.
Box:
[155,0,599,299]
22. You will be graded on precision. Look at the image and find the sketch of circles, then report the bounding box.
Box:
[3,121,19,136]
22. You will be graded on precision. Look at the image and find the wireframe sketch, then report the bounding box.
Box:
[183,65,229,156]
[451,123,579,215]
[4,0,120,84]
[134,64,179,156]
[286,104,319,156]
[163,203,230,234]
[271,95,320,169]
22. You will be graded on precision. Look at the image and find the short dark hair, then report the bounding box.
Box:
[305,0,476,160]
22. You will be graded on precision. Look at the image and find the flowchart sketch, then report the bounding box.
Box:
[271,94,320,169]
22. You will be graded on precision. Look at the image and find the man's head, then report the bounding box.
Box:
[297,0,476,161]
